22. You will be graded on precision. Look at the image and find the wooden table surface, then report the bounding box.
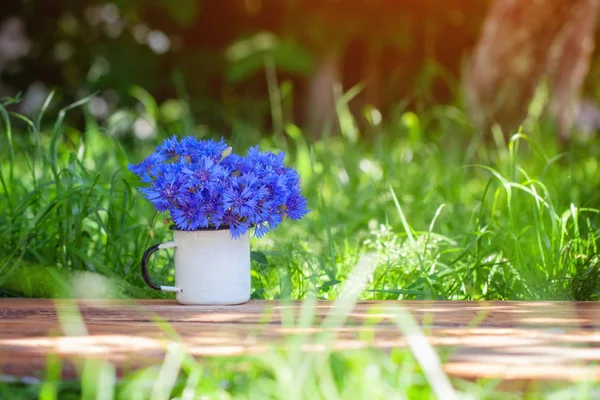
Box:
[1,299,599,384]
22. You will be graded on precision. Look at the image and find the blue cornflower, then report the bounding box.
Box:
[158,135,180,161]
[283,188,309,220]
[223,174,266,219]
[247,146,286,172]
[221,153,252,175]
[179,136,229,163]
[199,186,226,228]
[170,193,204,231]
[222,210,250,239]
[181,156,228,192]
[253,221,271,238]
[129,136,309,238]
[128,153,165,182]
[140,167,186,212]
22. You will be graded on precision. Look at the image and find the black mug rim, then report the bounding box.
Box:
[168,224,231,232]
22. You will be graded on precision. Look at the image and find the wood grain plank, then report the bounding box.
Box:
[1,299,599,382]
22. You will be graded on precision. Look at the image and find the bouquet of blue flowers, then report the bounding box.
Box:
[129,136,309,238]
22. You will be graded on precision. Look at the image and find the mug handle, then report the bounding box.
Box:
[141,241,181,293]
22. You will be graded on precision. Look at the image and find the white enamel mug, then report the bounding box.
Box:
[141,228,251,305]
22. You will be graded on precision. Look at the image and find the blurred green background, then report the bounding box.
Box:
[1,0,495,135]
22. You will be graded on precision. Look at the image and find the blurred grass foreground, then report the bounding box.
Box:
[1,0,600,398]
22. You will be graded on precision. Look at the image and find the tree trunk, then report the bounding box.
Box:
[364,45,382,111]
[463,0,600,140]
[305,49,340,136]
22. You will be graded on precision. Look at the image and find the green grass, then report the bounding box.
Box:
[1,95,599,301]
[1,91,600,398]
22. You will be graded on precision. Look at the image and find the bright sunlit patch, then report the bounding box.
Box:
[98,3,119,25]
[88,96,109,119]
[369,108,382,126]
[108,110,134,137]
[0,335,161,355]
[147,30,170,54]
[132,23,150,44]
[133,117,157,140]
[337,168,350,185]
[359,159,383,180]
[72,271,113,299]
